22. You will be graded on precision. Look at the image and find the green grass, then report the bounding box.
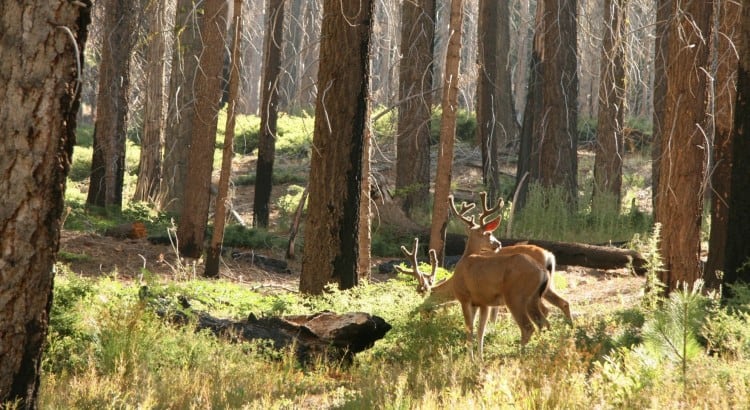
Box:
[39,263,750,409]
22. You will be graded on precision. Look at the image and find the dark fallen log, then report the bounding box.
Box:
[151,292,391,364]
[385,233,647,276]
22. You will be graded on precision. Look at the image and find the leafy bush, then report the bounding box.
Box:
[430,107,477,144]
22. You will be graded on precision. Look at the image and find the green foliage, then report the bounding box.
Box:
[233,170,307,186]
[511,183,651,244]
[75,124,94,147]
[641,280,716,384]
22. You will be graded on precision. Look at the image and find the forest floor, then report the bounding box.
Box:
[59,147,648,316]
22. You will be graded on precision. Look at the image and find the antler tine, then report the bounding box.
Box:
[448,194,477,227]
[395,237,431,292]
[427,248,439,283]
[478,191,505,226]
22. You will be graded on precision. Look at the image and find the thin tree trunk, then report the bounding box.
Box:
[206,0,242,278]
[476,0,501,202]
[177,0,229,258]
[429,0,464,265]
[254,0,285,228]
[0,1,91,405]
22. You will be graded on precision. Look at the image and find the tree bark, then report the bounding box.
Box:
[86,0,138,209]
[160,0,204,213]
[134,0,167,204]
[536,0,579,208]
[253,0,285,228]
[723,2,750,294]
[651,0,671,211]
[429,0,464,265]
[592,0,628,212]
[396,0,435,215]
[177,0,229,258]
[476,0,501,202]
[0,1,91,405]
[705,0,740,290]
[655,0,711,293]
[206,0,243,278]
[300,0,374,294]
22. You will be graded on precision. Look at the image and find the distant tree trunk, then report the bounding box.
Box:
[655,0,711,293]
[651,0,671,211]
[592,0,628,212]
[515,1,545,211]
[396,0,435,215]
[300,0,374,294]
[238,0,262,114]
[513,0,533,121]
[705,0,740,290]
[86,0,138,209]
[429,0,464,265]
[161,0,204,213]
[535,0,578,208]
[253,0,285,228]
[722,2,750,295]
[476,0,501,202]
[134,0,168,203]
[0,1,91,405]
[206,0,242,278]
[177,0,229,258]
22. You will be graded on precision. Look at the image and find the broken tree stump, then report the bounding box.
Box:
[149,292,391,364]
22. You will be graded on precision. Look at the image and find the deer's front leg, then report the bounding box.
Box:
[460,302,478,357]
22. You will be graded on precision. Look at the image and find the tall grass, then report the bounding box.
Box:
[40,259,750,409]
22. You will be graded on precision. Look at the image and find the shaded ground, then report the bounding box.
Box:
[59,147,648,313]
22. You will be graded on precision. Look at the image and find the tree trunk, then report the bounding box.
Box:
[536,0,578,208]
[655,0,711,293]
[177,0,229,258]
[592,0,628,212]
[429,0,464,265]
[160,0,204,213]
[253,0,285,228]
[86,0,138,209]
[651,0,671,212]
[238,0,262,114]
[300,0,374,294]
[206,0,243,278]
[515,1,545,211]
[723,3,750,294]
[476,0,501,202]
[396,0,435,215]
[705,0,740,290]
[134,0,167,203]
[0,1,91,405]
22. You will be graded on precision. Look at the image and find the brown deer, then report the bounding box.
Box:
[471,192,573,323]
[397,196,549,358]
[398,195,573,322]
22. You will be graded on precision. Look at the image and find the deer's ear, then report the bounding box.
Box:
[483,217,501,232]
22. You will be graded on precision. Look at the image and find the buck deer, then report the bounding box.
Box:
[397,196,549,358]
[471,192,573,323]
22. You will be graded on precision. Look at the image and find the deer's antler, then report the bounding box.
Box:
[478,191,505,227]
[394,237,436,294]
[448,195,477,227]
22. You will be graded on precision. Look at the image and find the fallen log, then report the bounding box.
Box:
[149,292,391,364]
[386,233,648,275]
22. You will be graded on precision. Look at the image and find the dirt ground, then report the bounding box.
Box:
[58,147,647,315]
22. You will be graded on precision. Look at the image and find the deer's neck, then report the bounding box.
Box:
[424,276,456,306]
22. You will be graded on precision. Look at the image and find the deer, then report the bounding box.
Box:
[397,194,572,323]
[397,196,550,359]
[472,192,573,323]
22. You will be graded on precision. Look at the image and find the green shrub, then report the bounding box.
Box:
[430,107,477,144]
